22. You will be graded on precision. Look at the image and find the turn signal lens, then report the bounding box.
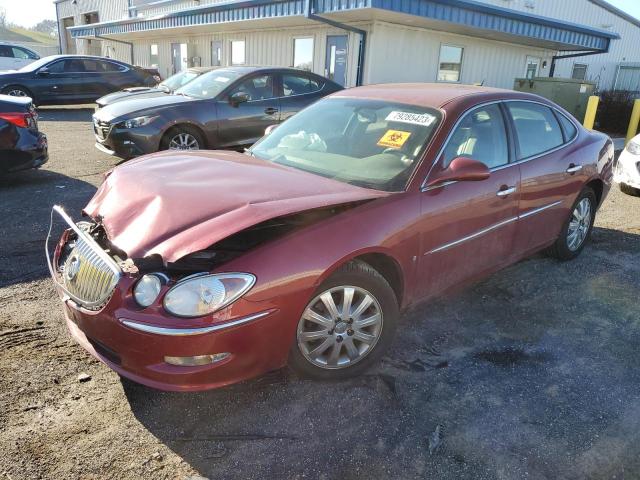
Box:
[164,353,230,366]
[133,274,163,307]
[626,140,640,155]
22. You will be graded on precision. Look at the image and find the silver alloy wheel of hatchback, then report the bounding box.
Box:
[567,197,592,251]
[7,89,28,97]
[168,133,200,150]
[296,285,384,369]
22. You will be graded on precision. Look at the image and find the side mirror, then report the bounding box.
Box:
[264,124,278,136]
[37,68,50,76]
[426,157,490,187]
[159,84,171,93]
[229,91,250,107]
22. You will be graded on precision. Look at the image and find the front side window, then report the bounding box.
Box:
[293,37,314,71]
[250,98,441,192]
[229,74,275,101]
[282,74,322,96]
[438,45,463,82]
[442,104,509,169]
[12,47,37,60]
[231,40,246,65]
[176,69,243,99]
[507,102,564,159]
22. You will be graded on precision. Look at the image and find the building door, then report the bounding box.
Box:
[171,43,189,74]
[211,40,223,66]
[325,35,348,87]
[525,56,541,79]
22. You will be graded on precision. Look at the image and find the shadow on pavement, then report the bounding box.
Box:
[0,168,96,287]
[122,226,640,480]
[37,105,96,123]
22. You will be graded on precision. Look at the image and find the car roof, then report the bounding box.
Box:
[186,66,220,73]
[213,65,324,75]
[38,54,129,63]
[330,83,539,109]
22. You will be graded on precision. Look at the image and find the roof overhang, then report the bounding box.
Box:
[68,0,619,52]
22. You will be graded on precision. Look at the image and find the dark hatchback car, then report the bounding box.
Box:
[0,55,159,105]
[96,67,216,109]
[92,66,343,159]
[0,94,47,173]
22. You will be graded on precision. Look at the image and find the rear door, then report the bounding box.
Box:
[417,103,520,299]
[278,72,327,122]
[0,45,15,71]
[215,73,280,148]
[505,101,583,253]
[44,59,89,101]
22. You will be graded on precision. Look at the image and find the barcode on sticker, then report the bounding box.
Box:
[386,111,436,126]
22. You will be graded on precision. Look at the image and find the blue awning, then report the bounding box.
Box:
[69,0,619,52]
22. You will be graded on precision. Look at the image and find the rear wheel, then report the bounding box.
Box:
[161,126,204,151]
[620,183,640,197]
[289,260,398,380]
[546,187,596,261]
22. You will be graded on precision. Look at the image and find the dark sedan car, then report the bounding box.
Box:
[95,67,216,109]
[47,84,612,391]
[92,66,343,159]
[0,55,159,105]
[0,94,47,173]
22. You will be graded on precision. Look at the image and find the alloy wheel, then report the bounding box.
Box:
[168,133,200,150]
[7,89,27,97]
[567,197,592,251]
[297,286,384,369]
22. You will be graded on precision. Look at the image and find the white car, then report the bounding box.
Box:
[0,43,40,71]
[615,134,640,196]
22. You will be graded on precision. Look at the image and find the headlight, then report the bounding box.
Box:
[626,140,640,155]
[133,274,163,307]
[163,273,256,318]
[122,115,157,129]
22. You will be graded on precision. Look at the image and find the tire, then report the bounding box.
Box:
[160,125,205,151]
[1,85,34,102]
[289,260,399,380]
[545,187,596,261]
[620,183,640,197]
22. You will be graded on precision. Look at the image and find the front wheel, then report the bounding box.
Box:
[161,126,204,151]
[2,85,33,101]
[546,187,596,261]
[289,260,398,380]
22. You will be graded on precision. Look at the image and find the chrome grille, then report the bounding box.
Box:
[47,206,121,310]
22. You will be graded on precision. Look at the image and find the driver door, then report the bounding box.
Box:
[416,103,520,299]
[215,73,280,148]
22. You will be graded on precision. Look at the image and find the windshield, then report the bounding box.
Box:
[176,70,242,99]
[250,98,441,192]
[161,70,200,91]
[18,56,58,72]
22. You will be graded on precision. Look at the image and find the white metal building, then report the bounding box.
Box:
[54,0,640,92]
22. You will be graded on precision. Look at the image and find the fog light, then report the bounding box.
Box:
[164,353,230,366]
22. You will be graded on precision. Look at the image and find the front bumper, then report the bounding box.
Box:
[614,150,640,189]
[93,121,159,159]
[2,130,48,173]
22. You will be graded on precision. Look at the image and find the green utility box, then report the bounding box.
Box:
[513,77,596,122]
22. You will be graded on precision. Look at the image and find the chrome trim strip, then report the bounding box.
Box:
[119,310,273,336]
[424,200,563,255]
[518,200,563,219]
[425,216,518,255]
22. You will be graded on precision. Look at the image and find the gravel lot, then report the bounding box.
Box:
[1,107,640,480]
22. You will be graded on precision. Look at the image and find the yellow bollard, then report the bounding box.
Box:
[583,95,599,130]
[626,99,640,145]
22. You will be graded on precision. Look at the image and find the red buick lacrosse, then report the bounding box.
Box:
[47,84,614,391]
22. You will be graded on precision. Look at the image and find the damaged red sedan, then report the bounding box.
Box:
[46,84,614,391]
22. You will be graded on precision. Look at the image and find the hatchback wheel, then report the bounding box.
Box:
[289,260,398,379]
[546,187,596,261]
[161,126,204,151]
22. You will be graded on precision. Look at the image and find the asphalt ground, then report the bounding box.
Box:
[1,106,639,479]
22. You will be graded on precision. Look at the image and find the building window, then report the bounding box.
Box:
[438,45,463,82]
[293,37,314,71]
[211,40,222,66]
[231,40,246,65]
[150,44,159,68]
[525,56,541,79]
[572,63,588,81]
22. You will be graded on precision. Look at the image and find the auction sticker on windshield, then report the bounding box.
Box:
[378,130,411,149]
[386,111,436,126]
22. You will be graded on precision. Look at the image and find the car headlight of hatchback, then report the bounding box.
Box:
[133,274,164,308]
[122,115,157,129]
[626,139,640,155]
[163,273,256,318]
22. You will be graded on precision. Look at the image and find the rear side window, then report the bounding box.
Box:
[556,112,578,141]
[101,61,126,72]
[507,102,564,159]
[12,47,37,59]
[282,74,323,96]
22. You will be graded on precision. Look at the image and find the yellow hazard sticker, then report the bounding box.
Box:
[377,130,411,149]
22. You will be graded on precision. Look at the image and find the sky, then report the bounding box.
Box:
[0,0,638,28]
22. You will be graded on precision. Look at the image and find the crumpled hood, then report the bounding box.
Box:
[84,150,388,263]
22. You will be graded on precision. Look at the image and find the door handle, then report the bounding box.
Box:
[566,164,583,174]
[264,107,278,115]
[496,186,516,197]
